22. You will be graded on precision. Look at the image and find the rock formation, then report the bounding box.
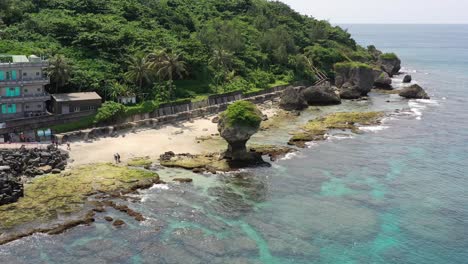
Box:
[339,83,363,99]
[302,83,341,105]
[0,169,23,206]
[373,70,393,89]
[399,84,430,99]
[279,86,308,111]
[218,101,263,163]
[379,53,401,76]
[335,62,374,98]
[0,146,69,205]
[403,74,412,83]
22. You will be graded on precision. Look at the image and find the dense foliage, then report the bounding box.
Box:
[0,0,375,103]
[94,101,125,124]
[222,101,262,128]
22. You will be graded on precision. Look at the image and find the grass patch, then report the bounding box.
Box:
[380,53,399,60]
[335,61,373,71]
[127,157,153,167]
[0,164,158,230]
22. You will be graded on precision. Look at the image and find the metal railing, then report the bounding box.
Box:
[0,93,50,103]
[0,77,50,86]
[0,62,49,68]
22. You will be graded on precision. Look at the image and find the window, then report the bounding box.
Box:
[1,104,17,114]
[90,105,96,110]
[74,106,80,112]
[8,104,17,113]
[23,72,27,76]
[37,104,42,108]
[24,89,28,93]
[36,72,40,76]
[6,71,17,80]
[37,88,41,92]
[25,105,30,109]
[6,87,20,97]
[0,71,4,81]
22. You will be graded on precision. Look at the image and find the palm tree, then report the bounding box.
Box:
[47,54,72,93]
[152,52,187,81]
[124,54,152,91]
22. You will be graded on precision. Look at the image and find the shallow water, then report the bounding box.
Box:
[2,25,468,264]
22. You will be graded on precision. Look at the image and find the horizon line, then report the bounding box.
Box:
[333,23,468,25]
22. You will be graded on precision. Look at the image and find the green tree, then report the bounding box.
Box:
[124,54,152,91]
[154,52,187,82]
[46,54,72,93]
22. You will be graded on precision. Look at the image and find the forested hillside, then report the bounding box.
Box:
[0,0,375,102]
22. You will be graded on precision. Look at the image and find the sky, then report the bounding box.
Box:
[280,0,468,24]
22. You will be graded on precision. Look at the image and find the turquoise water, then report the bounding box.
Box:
[1,25,468,263]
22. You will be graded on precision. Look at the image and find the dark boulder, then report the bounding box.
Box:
[403,75,412,83]
[0,174,23,205]
[399,84,430,99]
[379,53,401,76]
[339,83,363,99]
[373,70,393,90]
[279,87,308,111]
[302,84,341,105]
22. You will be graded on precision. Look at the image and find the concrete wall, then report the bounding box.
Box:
[0,111,97,134]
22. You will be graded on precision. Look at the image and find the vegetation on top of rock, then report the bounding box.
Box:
[380,53,399,60]
[334,61,373,71]
[0,164,158,230]
[220,101,262,128]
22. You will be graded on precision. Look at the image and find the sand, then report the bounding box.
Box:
[66,118,222,166]
[64,102,278,166]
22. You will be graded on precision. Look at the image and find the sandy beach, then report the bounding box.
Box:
[66,104,278,166]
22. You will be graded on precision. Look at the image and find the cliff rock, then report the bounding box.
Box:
[379,54,401,76]
[373,70,393,90]
[335,63,374,97]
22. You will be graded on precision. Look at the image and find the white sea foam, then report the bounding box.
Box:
[150,184,170,190]
[359,125,390,132]
[327,134,354,141]
[305,141,319,148]
[280,152,299,161]
[408,100,426,120]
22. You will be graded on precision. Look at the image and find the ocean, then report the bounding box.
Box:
[1,24,467,264]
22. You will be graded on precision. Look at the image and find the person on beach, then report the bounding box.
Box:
[114,153,121,163]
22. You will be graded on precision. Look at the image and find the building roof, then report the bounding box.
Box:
[0,54,46,64]
[52,92,102,102]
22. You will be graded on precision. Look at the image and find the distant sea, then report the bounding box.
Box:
[1,24,467,264]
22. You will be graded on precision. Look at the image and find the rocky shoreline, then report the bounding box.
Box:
[0,51,433,247]
[0,146,69,205]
